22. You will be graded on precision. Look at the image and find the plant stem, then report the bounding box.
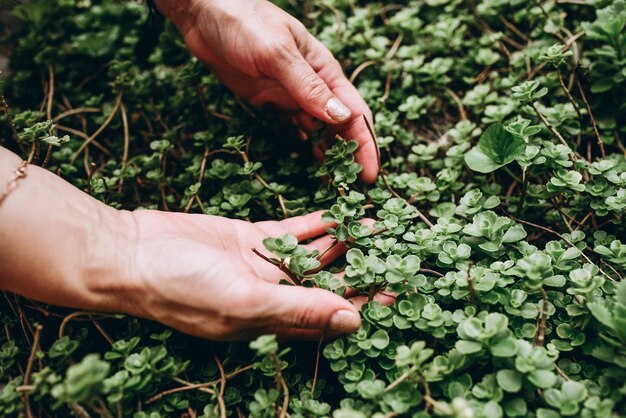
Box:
[213,354,227,418]
[147,365,253,404]
[575,76,606,158]
[251,248,302,286]
[466,263,476,305]
[23,324,42,418]
[71,91,123,163]
[534,287,549,346]
[363,115,434,227]
[385,365,418,391]
[531,103,572,152]
[310,334,324,396]
[273,354,289,418]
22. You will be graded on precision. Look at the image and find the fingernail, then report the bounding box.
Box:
[325,98,351,122]
[298,128,309,141]
[328,310,361,333]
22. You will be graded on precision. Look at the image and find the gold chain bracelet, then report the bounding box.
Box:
[0,160,28,207]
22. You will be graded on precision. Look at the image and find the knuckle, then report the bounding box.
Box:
[290,304,318,329]
[301,73,328,101]
[255,37,298,74]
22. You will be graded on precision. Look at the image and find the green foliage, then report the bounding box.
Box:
[464,124,526,173]
[1,0,626,417]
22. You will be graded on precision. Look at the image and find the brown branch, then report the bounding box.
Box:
[600,259,625,281]
[445,88,467,120]
[23,324,43,418]
[92,320,114,346]
[118,100,130,192]
[213,354,227,418]
[419,268,444,277]
[251,248,302,286]
[317,239,339,261]
[46,65,54,121]
[274,354,289,418]
[498,16,530,43]
[349,60,376,84]
[185,148,210,213]
[147,365,254,404]
[367,284,377,302]
[507,214,615,283]
[52,107,101,123]
[385,365,418,391]
[575,76,605,158]
[71,91,123,163]
[55,124,113,156]
[1,92,20,145]
[362,115,434,227]
[310,334,324,396]
[556,69,584,134]
[466,263,476,305]
[59,310,113,339]
[531,103,572,151]
[240,148,288,218]
[534,288,549,346]
[41,65,56,169]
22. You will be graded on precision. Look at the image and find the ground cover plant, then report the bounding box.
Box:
[1,0,626,416]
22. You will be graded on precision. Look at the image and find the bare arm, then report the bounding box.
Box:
[0,146,362,340]
[0,146,136,312]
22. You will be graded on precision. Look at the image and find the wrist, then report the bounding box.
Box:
[80,207,142,315]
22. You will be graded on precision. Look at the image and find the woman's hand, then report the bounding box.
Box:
[155,0,379,183]
[122,210,366,341]
[0,147,372,341]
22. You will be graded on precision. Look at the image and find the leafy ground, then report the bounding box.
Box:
[1,0,626,417]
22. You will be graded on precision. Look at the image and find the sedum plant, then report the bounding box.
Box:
[1,0,626,417]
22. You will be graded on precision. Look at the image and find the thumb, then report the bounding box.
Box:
[272,56,352,125]
[258,282,361,333]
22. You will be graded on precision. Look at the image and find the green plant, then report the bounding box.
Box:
[1,0,626,416]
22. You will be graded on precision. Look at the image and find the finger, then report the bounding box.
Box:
[350,292,397,310]
[257,210,334,241]
[257,282,361,333]
[304,218,375,267]
[331,113,379,184]
[303,35,380,183]
[268,37,352,124]
[312,143,325,163]
[294,111,325,135]
[305,235,346,268]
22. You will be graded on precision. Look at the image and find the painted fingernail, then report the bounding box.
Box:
[325,98,351,122]
[328,310,361,333]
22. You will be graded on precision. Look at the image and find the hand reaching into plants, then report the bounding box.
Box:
[126,210,365,341]
[154,0,379,183]
[0,147,362,341]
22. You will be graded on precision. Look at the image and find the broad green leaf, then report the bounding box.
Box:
[478,124,526,165]
[464,146,504,173]
[464,124,526,173]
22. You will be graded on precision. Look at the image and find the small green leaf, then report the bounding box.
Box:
[455,340,483,354]
[497,369,523,393]
[464,146,504,173]
[528,370,557,389]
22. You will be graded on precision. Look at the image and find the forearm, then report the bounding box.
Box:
[0,147,137,313]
